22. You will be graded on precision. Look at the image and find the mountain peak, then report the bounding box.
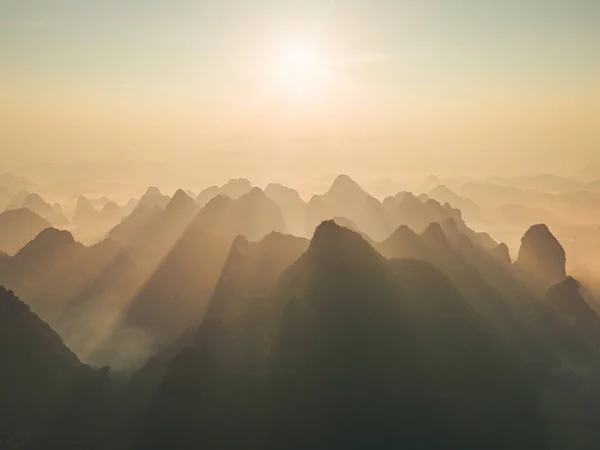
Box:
[236,187,270,205]
[35,227,75,243]
[329,174,368,198]
[15,227,78,260]
[221,178,253,199]
[101,201,120,215]
[310,220,376,258]
[230,234,250,253]
[421,222,449,247]
[379,224,424,259]
[387,224,418,242]
[430,185,454,196]
[145,186,162,196]
[516,224,566,288]
[398,191,422,209]
[167,189,195,212]
[547,276,599,327]
[491,242,511,264]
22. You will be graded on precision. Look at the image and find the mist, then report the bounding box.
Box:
[2,1,600,449]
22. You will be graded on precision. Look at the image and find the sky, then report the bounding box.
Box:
[1,0,599,171]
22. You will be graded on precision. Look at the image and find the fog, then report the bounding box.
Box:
[2,1,600,449]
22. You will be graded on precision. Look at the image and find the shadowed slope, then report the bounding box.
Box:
[135,221,545,450]
[0,208,51,255]
[0,287,112,450]
[101,188,287,368]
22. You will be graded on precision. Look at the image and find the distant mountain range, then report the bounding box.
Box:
[2,174,600,449]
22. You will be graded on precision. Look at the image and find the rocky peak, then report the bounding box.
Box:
[516,224,566,288]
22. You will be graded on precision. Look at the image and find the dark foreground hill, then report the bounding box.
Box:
[0,287,112,450]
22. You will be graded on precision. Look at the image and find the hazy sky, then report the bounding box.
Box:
[1,0,599,166]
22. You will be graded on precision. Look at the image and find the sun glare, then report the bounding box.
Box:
[276,42,326,97]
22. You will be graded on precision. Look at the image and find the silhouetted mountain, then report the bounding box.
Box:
[7,192,70,226]
[7,190,30,208]
[3,169,600,450]
[72,196,122,243]
[220,178,253,198]
[195,232,309,362]
[104,190,197,277]
[547,277,600,338]
[306,175,393,240]
[0,208,51,255]
[0,229,125,336]
[428,185,488,223]
[196,185,220,207]
[108,190,196,265]
[196,178,254,206]
[0,287,112,450]
[138,186,171,209]
[265,183,307,236]
[517,224,567,289]
[88,195,112,209]
[136,221,546,450]
[167,188,196,213]
[122,197,139,216]
[384,191,497,249]
[99,188,287,369]
[107,204,163,246]
[491,242,512,264]
[101,200,121,217]
[379,220,600,371]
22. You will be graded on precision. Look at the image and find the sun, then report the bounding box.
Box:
[275,42,326,96]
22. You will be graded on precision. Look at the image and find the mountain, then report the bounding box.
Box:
[379,220,600,371]
[107,204,163,246]
[196,186,220,207]
[7,192,70,226]
[138,186,171,209]
[122,197,139,216]
[0,287,111,450]
[0,208,51,255]
[108,189,197,267]
[7,190,30,208]
[384,191,497,249]
[195,232,309,361]
[168,188,197,213]
[427,185,488,223]
[265,183,307,236]
[96,188,287,369]
[72,196,122,243]
[306,175,393,240]
[546,277,600,339]
[220,178,253,199]
[516,224,567,289]
[136,221,545,450]
[0,229,125,334]
[196,178,253,207]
